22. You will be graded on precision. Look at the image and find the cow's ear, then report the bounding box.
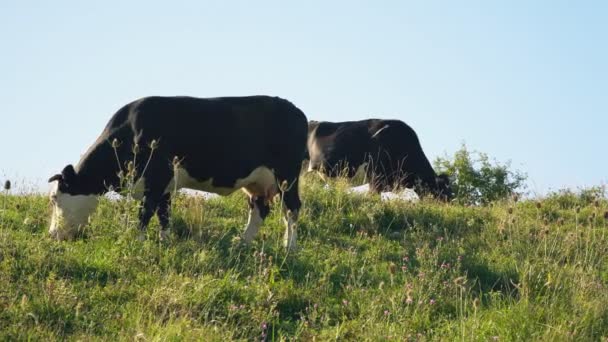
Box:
[61,164,77,185]
[48,174,63,183]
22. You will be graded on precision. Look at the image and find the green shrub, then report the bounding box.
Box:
[434,144,527,205]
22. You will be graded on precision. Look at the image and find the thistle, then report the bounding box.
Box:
[132,143,140,155]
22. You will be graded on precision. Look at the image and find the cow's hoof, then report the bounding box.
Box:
[159,229,171,242]
[283,232,298,252]
[241,231,255,245]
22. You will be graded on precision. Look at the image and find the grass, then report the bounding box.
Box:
[1,175,607,341]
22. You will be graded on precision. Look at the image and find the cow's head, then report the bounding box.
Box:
[48,165,98,240]
[433,173,453,202]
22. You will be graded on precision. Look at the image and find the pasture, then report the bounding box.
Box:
[1,176,607,341]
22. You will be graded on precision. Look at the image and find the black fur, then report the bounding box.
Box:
[307,119,452,200]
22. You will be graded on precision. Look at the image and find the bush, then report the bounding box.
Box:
[434,144,526,205]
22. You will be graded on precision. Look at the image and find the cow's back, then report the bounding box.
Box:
[126,96,307,180]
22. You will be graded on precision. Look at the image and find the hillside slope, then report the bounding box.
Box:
[0,177,607,341]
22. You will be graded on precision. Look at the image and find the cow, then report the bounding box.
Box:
[306,119,452,201]
[48,96,308,250]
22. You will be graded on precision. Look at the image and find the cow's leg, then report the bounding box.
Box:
[242,195,270,243]
[137,195,159,241]
[136,163,172,241]
[156,192,172,241]
[281,178,301,251]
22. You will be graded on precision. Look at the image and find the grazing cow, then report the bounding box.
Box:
[48,96,308,250]
[306,119,452,200]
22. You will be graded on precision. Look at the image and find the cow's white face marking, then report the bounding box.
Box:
[242,201,263,243]
[165,166,278,198]
[49,182,99,240]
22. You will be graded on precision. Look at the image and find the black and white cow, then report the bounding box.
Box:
[48,96,308,250]
[306,119,452,200]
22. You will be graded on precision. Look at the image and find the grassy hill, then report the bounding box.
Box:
[1,176,607,341]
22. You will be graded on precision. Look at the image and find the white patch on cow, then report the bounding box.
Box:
[49,182,99,240]
[242,201,263,243]
[165,166,278,198]
[380,189,420,202]
[283,209,298,251]
[371,124,390,139]
[179,188,221,200]
[340,183,420,203]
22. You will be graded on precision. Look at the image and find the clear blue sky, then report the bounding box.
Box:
[1,1,606,195]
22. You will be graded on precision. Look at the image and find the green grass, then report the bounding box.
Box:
[1,176,608,341]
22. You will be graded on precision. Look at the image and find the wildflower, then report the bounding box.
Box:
[3,180,10,191]
[239,304,245,310]
[436,236,444,242]
[313,303,318,309]
[261,322,267,330]
[280,180,289,192]
[172,156,181,167]
[384,309,390,316]
[457,255,463,262]
[342,299,349,306]
[594,199,600,208]
[111,138,120,149]
[536,202,542,209]
[429,299,436,305]
[132,143,140,155]
[401,265,408,272]
[575,206,580,214]
[604,211,608,220]
[150,139,158,150]
[440,262,450,270]
[402,255,410,262]
[512,194,519,202]
[418,272,425,279]
[405,297,413,304]
[507,207,513,215]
